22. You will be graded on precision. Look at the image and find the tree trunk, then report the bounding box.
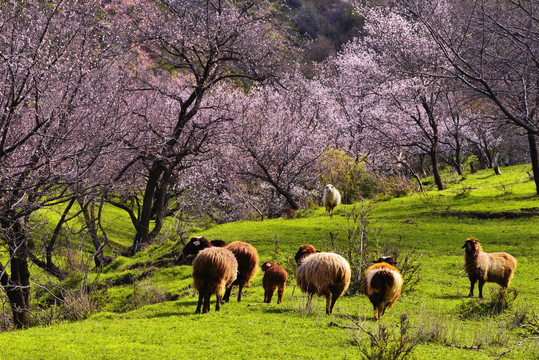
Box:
[0,228,31,329]
[129,160,167,254]
[78,198,109,267]
[7,256,30,329]
[148,168,173,241]
[453,134,463,175]
[493,152,502,175]
[413,173,424,192]
[528,131,539,195]
[430,149,445,190]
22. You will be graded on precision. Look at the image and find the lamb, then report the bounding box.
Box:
[222,241,259,302]
[364,256,403,320]
[192,246,238,313]
[262,260,288,304]
[322,184,341,216]
[294,244,351,314]
[462,238,517,298]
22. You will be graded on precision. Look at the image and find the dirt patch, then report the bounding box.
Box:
[110,268,156,286]
[443,207,539,219]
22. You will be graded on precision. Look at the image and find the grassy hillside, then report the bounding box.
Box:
[0,165,537,359]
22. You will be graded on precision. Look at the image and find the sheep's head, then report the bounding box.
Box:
[262,260,275,272]
[374,256,397,266]
[324,184,335,194]
[210,239,227,247]
[462,238,481,256]
[294,244,317,265]
[182,236,212,257]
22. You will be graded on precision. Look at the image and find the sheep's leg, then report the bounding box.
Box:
[306,293,313,312]
[215,294,222,312]
[223,286,232,303]
[266,289,274,304]
[203,291,211,313]
[478,279,485,299]
[195,292,204,314]
[277,286,284,304]
[468,278,476,297]
[237,283,244,302]
[328,290,341,314]
[325,294,332,315]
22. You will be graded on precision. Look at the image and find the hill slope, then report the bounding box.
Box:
[0,165,537,359]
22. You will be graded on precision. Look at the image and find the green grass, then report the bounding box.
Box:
[1,165,538,359]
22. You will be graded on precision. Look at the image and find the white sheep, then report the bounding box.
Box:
[322,184,341,216]
[294,245,351,314]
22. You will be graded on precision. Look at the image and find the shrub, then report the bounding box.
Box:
[62,288,107,321]
[130,280,170,309]
[318,147,366,204]
[352,314,418,360]
[457,288,518,319]
[331,203,421,294]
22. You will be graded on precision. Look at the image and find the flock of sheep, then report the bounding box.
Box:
[181,185,518,319]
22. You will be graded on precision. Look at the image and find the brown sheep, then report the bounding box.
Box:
[462,238,517,298]
[262,260,288,304]
[222,241,259,302]
[364,256,403,320]
[294,244,351,314]
[192,247,238,314]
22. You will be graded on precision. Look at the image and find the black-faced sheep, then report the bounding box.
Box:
[222,241,259,302]
[178,236,213,265]
[192,246,238,314]
[179,237,228,265]
[262,260,288,304]
[210,239,227,247]
[462,238,517,298]
[182,237,212,255]
[294,244,351,314]
[364,256,403,320]
[322,184,341,216]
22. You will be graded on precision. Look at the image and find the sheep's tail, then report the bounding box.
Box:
[370,270,395,290]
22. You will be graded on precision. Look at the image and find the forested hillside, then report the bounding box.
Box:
[0,0,537,339]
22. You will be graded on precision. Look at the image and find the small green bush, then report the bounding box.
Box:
[457,288,518,319]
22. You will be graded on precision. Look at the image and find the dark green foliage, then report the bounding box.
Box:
[457,288,518,319]
[287,0,364,62]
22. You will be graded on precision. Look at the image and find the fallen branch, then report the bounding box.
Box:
[328,321,360,330]
[496,337,539,359]
[443,343,481,350]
